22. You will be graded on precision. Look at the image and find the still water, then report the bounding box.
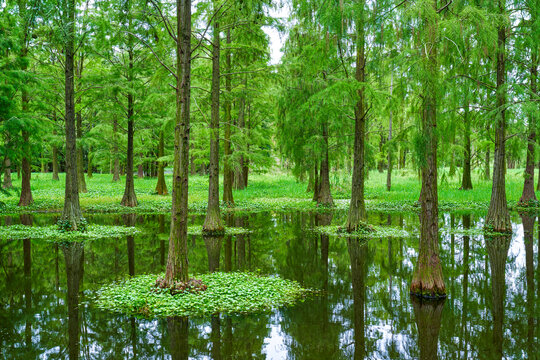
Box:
[0,211,538,359]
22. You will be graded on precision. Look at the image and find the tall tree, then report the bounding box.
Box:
[410,0,445,298]
[485,0,511,232]
[164,0,191,285]
[346,0,367,230]
[203,1,225,233]
[61,0,84,230]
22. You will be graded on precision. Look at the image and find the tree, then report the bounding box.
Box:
[61,0,84,230]
[346,0,367,230]
[203,0,225,233]
[485,0,511,232]
[164,0,191,285]
[410,0,445,298]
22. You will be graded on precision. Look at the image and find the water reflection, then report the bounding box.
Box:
[486,234,511,360]
[347,238,366,360]
[411,297,445,360]
[63,242,84,360]
[0,211,538,359]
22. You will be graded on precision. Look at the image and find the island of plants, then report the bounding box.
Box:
[95,271,309,318]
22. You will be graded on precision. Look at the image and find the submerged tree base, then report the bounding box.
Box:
[154,277,207,295]
[96,272,309,318]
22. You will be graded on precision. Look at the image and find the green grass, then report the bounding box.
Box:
[0,168,535,213]
[95,272,309,317]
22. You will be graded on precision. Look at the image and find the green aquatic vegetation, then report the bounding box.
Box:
[315,225,411,238]
[95,272,309,317]
[187,226,250,236]
[0,224,141,241]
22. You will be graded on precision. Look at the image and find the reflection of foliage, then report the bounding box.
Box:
[0,224,141,241]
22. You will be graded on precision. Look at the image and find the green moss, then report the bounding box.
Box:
[0,224,141,242]
[95,272,309,318]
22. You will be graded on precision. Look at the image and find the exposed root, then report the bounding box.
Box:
[154,277,207,295]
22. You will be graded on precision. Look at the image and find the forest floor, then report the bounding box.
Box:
[0,168,535,214]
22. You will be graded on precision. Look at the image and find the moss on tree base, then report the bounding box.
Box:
[95,272,309,318]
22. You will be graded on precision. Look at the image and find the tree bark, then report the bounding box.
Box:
[164,0,191,285]
[3,156,12,189]
[61,0,84,230]
[410,0,445,298]
[18,127,33,206]
[460,94,473,190]
[112,116,120,182]
[222,29,234,204]
[317,123,333,206]
[234,78,247,190]
[87,146,93,178]
[137,153,144,178]
[52,144,60,180]
[386,74,393,192]
[203,8,224,233]
[155,130,168,195]
[519,38,538,204]
[76,107,87,193]
[485,0,511,232]
[346,8,366,228]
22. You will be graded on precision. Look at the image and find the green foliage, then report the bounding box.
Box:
[0,224,141,242]
[315,225,411,238]
[95,272,309,317]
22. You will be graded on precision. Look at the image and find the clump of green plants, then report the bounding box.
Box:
[187,226,250,236]
[57,218,88,232]
[0,224,141,242]
[315,224,411,238]
[95,272,309,317]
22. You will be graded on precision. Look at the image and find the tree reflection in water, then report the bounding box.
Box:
[486,234,511,360]
[63,242,84,360]
[411,296,445,360]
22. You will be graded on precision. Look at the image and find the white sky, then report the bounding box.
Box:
[263,1,290,65]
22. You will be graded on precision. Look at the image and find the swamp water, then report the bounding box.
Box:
[0,211,538,359]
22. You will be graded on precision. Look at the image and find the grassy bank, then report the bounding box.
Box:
[0,168,535,214]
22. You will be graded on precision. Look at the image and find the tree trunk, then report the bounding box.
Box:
[312,161,319,201]
[52,145,60,180]
[346,7,366,229]
[519,41,537,204]
[3,156,13,189]
[61,0,83,230]
[87,146,93,178]
[410,0,445,298]
[18,135,33,206]
[317,123,333,206]
[203,10,224,233]
[113,116,120,182]
[137,153,144,178]
[18,39,33,206]
[234,78,247,191]
[411,297,445,360]
[155,130,168,195]
[485,147,491,180]
[164,0,191,285]
[386,74,393,192]
[485,0,511,233]
[76,109,87,193]
[222,29,234,204]
[460,96,473,190]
